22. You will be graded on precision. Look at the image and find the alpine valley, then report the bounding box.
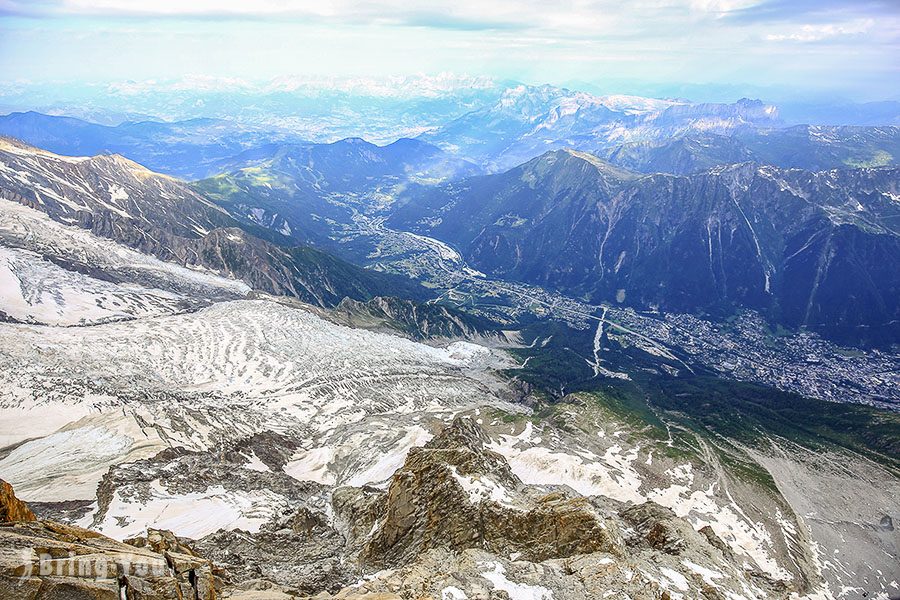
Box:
[0,82,898,600]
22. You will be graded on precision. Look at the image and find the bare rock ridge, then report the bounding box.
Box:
[319,417,795,599]
[344,415,622,568]
[0,422,810,598]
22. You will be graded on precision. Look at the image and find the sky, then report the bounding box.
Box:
[1,0,898,101]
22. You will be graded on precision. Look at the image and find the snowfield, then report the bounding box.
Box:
[0,245,195,325]
[0,298,516,502]
[0,199,250,303]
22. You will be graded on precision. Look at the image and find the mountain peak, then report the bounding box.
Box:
[333,136,375,147]
[0,135,90,162]
[533,148,639,183]
[87,152,163,180]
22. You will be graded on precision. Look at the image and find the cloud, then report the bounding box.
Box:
[723,0,898,23]
[765,18,874,42]
[0,0,743,32]
[106,73,500,98]
[0,0,543,30]
[2,0,897,100]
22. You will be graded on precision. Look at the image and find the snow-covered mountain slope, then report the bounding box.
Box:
[0,245,224,326]
[421,84,779,171]
[0,136,232,235]
[0,139,425,307]
[0,198,250,324]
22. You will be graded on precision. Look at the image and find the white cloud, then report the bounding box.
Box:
[7,0,753,33]
[105,73,499,98]
[3,0,896,99]
[765,18,874,42]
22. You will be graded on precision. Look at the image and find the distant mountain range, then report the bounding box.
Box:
[4,85,899,183]
[2,83,899,345]
[0,111,312,179]
[390,149,900,345]
[420,86,782,171]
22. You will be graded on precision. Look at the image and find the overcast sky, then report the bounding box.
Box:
[1,0,898,100]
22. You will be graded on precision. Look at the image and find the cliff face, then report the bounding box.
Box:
[350,416,622,568]
[0,479,35,523]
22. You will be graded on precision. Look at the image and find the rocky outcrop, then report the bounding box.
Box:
[0,478,36,522]
[0,521,219,600]
[193,507,351,596]
[124,528,203,560]
[337,416,622,568]
[621,502,691,555]
[315,417,799,600]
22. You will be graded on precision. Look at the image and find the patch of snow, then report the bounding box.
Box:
[242,451,270,473]
[346,426,433,487]
[94,481,284,540]
[480,562,553,600]
[447,466,518,509]
[284,447,337,485]
[660,567,690,591]
[442,586,468,600]
[0,412,167,501]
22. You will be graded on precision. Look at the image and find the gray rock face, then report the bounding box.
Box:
[191,508,350,596]
[342,417,622,568]
[305,417,799,599]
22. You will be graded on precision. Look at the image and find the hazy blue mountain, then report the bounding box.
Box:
[0,111,310,179]
[0,75,509,146]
